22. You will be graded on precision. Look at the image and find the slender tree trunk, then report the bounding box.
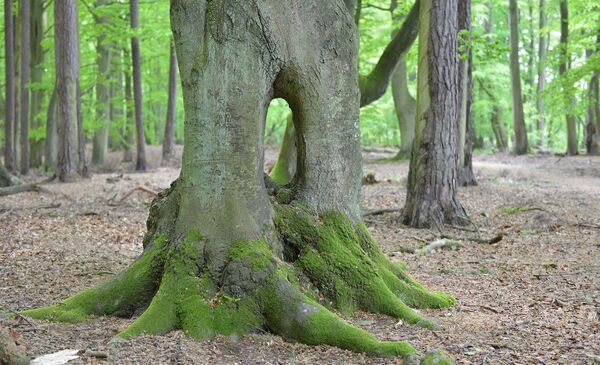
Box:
[524,0,535,107]
[162,39,177,164]
[130,0,147,171]
[508,0,529,155]
[92,0,112,166]
[536,0,547,147]
[268,114,296,184]
[123,52,134,163]
[23,4,457,364]
[20,0,30,175]
[29,0,44,168]
[402,0,468,228]
[55,0,81,182]
[559,0,577,155]
[4,0,15,171]
[14,13,20,169]
[45,85,58,169]
[586,30,599,154]
[391,58,416,159]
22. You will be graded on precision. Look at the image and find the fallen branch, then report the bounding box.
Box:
[364,207,401,216]
[0,175,56,197]
[440,232,503,245]
[108,186,158,206]
[415,239,461,254]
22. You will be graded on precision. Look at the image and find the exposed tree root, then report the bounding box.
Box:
[22,200,455,363]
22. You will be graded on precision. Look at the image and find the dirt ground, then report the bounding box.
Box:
[1,146,599,365]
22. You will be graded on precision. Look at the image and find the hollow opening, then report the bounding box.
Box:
[264,98,297,185]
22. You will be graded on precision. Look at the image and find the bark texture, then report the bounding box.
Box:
[20,0,30,175]
[45,86,58,169]
[4,0,15,171]
[392,58,416,159]
[24,2,456,363]
[29,0,45,168]
[536,0,547,147]
[130,0,147,171]
[508,0,529,155]
[55,0,81,182]
[402,0,468,228]
[162,39,177,164]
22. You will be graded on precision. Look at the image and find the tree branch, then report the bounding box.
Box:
[359,0,419,107]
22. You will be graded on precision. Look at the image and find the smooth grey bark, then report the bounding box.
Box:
[55,0,81,182]
[508,0,529,155]
[536,0,547,147]
[92,0,112,166]
[20,0,30,175]
[457,0,476,186]
[392,58,416,159]
[0,163,19,187]
[29,0,44,168]
[4,0,15,171]
[130,0,147,171]
[162,39,178,164]
[45,85,58,169]
[559,0,577,156]
[402,0,468,228]
[123,57,134,163]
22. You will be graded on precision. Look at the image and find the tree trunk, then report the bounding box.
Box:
[508,0,529,155]
[130,0,147,171]
[4,0,15,171]
[402,0,468,228]
[123,53,134,163]
[269,114,296,184]
[29,0,44,168]
[559,0,577,156]
[457,0,476,186]
[55,0,81,182]
[20,0,30,175]
[162,39,177,165]
[45,85,58,169]
[92,0,112,166]
[0,326,29,365]
[536,0,547,147]
[24,2,456,363]
[392,58,416,159]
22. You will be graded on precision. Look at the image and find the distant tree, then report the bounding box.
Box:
[402,0,468,228]
[391,58,416,159]
[4,0,15,171]
[29,0,45,168]
[20,0,30,175]
[45,86,58,169]
[559,0,577,156]
[162,38,177,164]
[55,0,82,182]
[536,0,548,147]
[508,0,529,155]
[130,0,147,171]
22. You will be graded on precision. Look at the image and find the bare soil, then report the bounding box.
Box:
[1,146,599,365]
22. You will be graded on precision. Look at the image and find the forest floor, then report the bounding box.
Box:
[1,146,599,365]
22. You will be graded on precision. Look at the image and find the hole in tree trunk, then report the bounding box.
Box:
[265,99,296,185]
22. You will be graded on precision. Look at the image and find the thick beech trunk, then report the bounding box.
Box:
[162,39,177,164]
[392,58,416,159]
[560,0,577,156]
[402,0,468,228]
[24,2,455,363]
[536,0,547,147]
[130,0,147,171]
[509,0,529,155]
[19,0,30,175]
[4,0,15,171]
[92,0,112,166]
[55,0,81,182]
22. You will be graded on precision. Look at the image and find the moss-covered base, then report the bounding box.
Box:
[22,202,455,364]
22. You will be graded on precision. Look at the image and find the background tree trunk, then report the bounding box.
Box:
[162,39,177,165]
[92,0,112,166]
[402,0,468,228]
[268,114,296,184]
[391,58,416,159]
[123,50,134,163]
[20,0,30,175]
[536,0,547,147]
[29,0,44,168]
[508,0,529,155]
[45,85,58,169]
[559,0,577,156]
[55,0,81,182]
[4,0,15,171]
[130,0,147,171]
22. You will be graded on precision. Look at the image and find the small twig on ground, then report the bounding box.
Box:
[108,186,158,206]
[408,235,429,244]
[575,221,600,229]
[363,207,401,216]
[0,305,38,330]
[0,208,14,220]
